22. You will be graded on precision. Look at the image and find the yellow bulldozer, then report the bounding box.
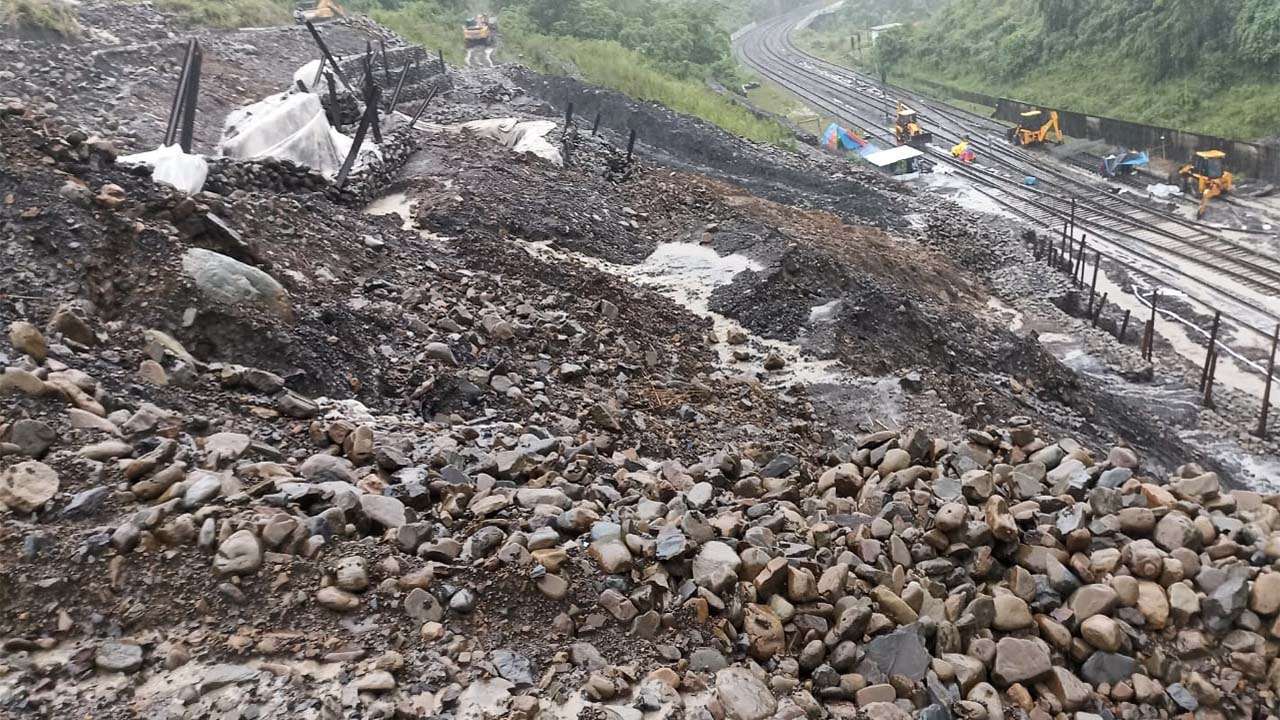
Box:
[893,103,933,148]
[464,15,494,48]
[1007,109,1063,148]
[1174,150,1234,218]
[294,0,345,24]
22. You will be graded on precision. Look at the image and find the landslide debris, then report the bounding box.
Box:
[2,4,1280,720]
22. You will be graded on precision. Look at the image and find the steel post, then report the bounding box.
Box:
[438,48,446,76]
[164,39,199,148]
[361,54,381,144]
[336,86,380,188]
[178,43,201,154]
[1074,238,1085,286]
[1199,311,1222,393]
[380,40,389,83]
[305,21,354,90]
[387,58,412,112]
[626,129,637,162]
[1256,323,1280,436]
[1087,250,1100,316]
[1144,289,1160,360]
[592,112,601,136]
[1120,309,1131,343]
[1093,293,1107,326]
[325,71,338,124]
[406,85,438,131]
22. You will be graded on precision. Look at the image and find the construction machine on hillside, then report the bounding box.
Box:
[294,0,345,24]
[464,15,495,48]
[893,102,933,148]
[1007,109,1063,148]
[1173,150,1234,218]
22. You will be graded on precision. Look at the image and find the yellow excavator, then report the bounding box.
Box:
[894,102,933,148]
[1007,109,1063,148]
[464,15,494,48]
[294,0,345,24]
[1174,150,1234,218]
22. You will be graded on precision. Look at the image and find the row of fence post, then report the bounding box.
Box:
[1026,201,1280,436]
[302,22,447,188]
[559,100,640,167]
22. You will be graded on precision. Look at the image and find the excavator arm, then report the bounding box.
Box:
[1042,111,1062,144]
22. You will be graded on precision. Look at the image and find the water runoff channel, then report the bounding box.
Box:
[366,190,925,433]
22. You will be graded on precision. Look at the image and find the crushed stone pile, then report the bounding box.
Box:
[3,4,1280,720]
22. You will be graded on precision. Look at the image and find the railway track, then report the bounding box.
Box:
[735,7,1280,339]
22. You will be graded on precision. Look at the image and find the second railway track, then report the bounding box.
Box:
[735,6,1280,340]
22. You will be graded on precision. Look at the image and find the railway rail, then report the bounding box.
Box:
[735,7,1280,350]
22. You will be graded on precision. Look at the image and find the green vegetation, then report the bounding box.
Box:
[798,0,1280,140]
[362,0,469,63]
[368,0,794,145]
[1,0,81,37]
[132,0,791,144]
[152,0,292,28]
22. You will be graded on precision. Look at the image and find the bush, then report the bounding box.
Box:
[1,0,81,37]
[509,31,792,145]
[153,0,293,29]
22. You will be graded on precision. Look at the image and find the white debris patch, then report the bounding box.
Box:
[446,118,563,166]
[292,59,324,92]
[219,92,375,178]
[118,144,209,194]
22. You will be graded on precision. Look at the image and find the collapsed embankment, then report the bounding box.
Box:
[2,4,1280,720]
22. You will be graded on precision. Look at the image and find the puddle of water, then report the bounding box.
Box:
[808,299,841,323]
[365,191,414,230]
[986,296,1025,332]
[922,166,1011,217]
[517,239,853,388]
[1034,328,1202,423]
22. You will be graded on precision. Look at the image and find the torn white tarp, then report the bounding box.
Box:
[219,91,375,178]
[118,144,209,194]
[1146,183,1183,199]
[449,118,563,166]
[293,59,324,92]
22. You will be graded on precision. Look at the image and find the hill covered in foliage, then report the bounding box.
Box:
[802,0,1280,140]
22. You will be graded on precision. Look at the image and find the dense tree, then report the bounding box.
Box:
[506,0,738,79]
[1036,0,1075,31]
[1236,0,1280,67]
[872,26,910,82]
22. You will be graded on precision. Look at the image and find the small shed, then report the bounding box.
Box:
[864,145,925,179]
[870,23,904,44]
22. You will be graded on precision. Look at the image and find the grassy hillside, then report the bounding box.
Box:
[798,0,1280,141]
[124,0,792,145]
[1,0,80,36]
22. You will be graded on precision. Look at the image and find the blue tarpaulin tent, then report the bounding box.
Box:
[822,123,880,159]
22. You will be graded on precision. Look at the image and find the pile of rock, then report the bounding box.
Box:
[6,298,1280,718]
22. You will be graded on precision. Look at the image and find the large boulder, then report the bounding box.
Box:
[715,667,776,720]
[0,460,59,512]
[182,248,292,320]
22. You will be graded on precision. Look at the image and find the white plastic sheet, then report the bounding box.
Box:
[1147,183,1183,199]
[118,144,209,194]
[293,59,324,92]
[220,92,373,178]
[449,118,563,166]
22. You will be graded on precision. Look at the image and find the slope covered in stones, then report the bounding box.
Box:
[2,4,1280,720]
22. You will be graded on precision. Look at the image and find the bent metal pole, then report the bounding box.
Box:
[1257,323,1280,437]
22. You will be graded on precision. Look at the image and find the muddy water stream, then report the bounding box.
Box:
[365,191,913,428]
